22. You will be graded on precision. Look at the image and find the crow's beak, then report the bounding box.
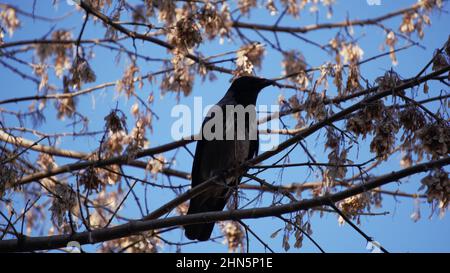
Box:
[260,78,276,88]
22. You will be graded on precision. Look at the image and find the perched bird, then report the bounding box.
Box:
[184,76,274,241]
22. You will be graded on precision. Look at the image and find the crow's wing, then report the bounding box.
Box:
[185,103,259,241]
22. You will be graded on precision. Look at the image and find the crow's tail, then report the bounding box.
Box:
[184,222,215,241]
[184,193,227,241]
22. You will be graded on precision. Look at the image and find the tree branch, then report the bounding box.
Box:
[0,156,447,252]
[232,2,423,33]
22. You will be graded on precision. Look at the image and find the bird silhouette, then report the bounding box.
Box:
[184,76,274,241]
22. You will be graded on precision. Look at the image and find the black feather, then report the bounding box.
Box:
[184,76,274,241]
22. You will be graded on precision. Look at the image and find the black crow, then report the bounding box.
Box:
[184,76,274,241]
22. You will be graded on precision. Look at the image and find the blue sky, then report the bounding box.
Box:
[0,0,449,252]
